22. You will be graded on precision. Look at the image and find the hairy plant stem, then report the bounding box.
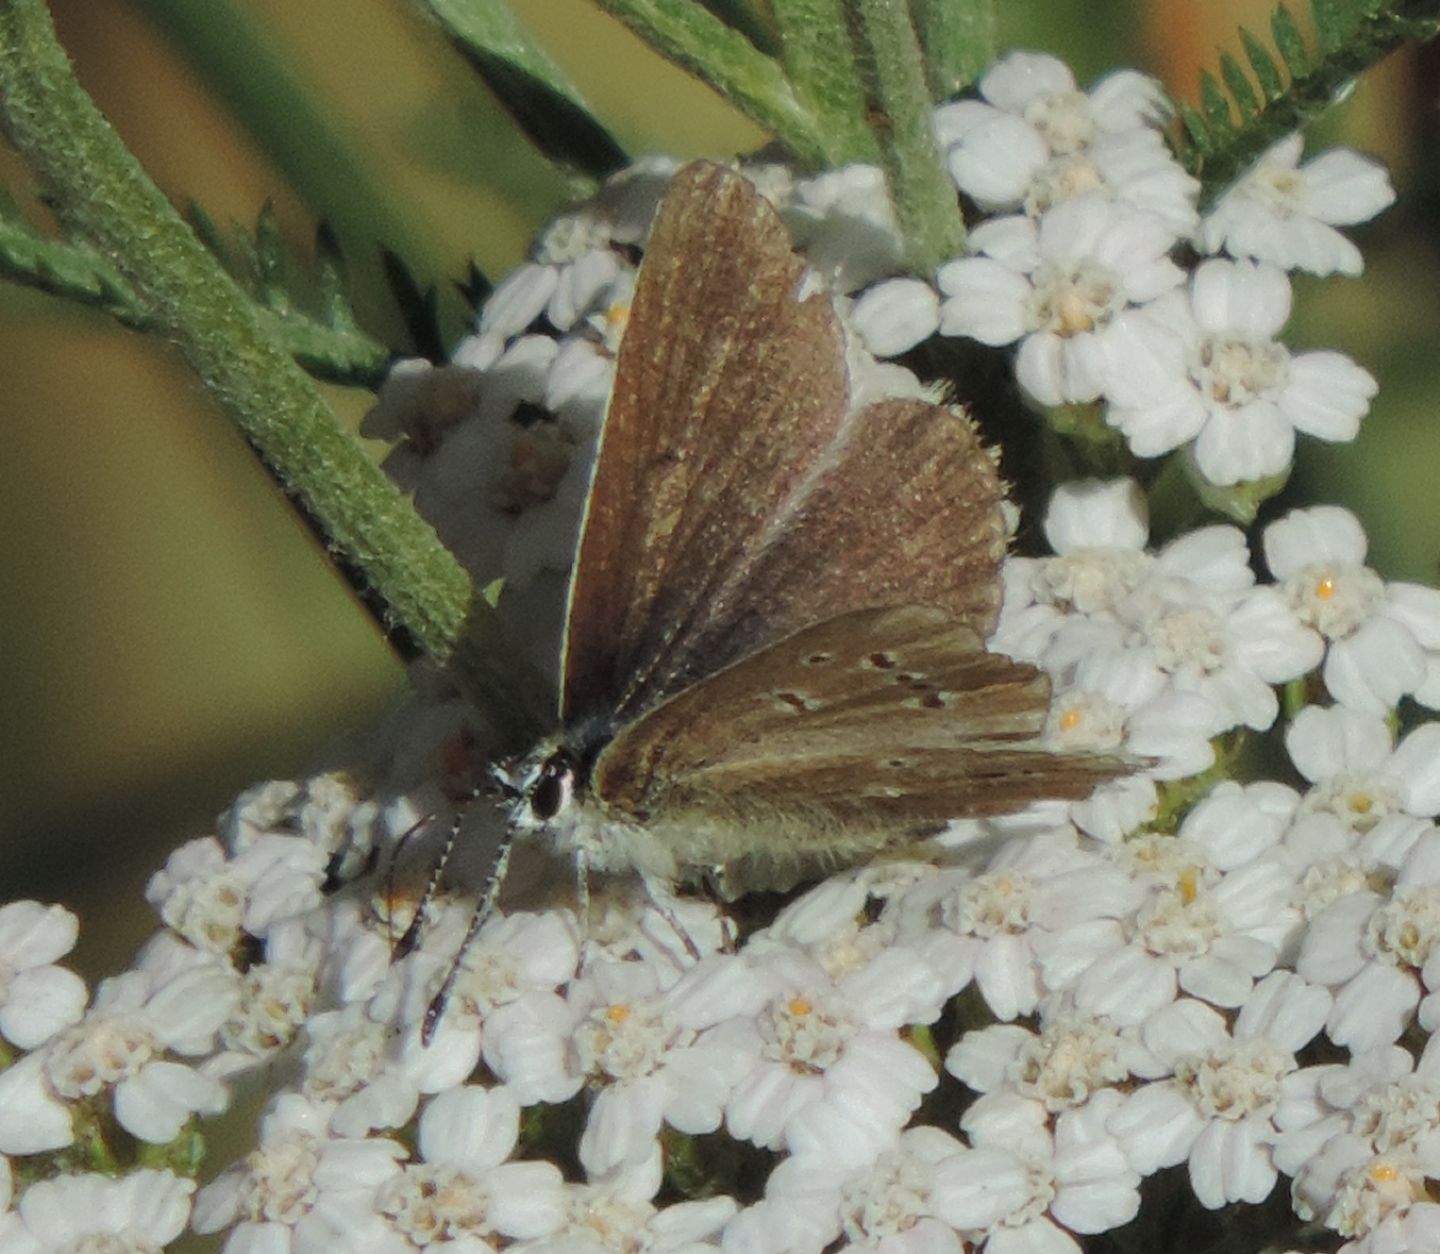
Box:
[0,0,551,748]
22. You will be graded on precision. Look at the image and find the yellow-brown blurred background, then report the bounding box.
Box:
[2,0,1435,984]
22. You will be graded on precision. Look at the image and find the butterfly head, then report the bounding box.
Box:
[493,740,580,836]
[492,716,616,840]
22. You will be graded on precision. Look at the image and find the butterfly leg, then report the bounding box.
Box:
[639,871,703,962]
[574,847,593,931]
[700,867,739,955]
[391,808,457,958]
[420,827,514,1046]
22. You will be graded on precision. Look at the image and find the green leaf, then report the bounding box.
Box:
[457,259,493,317]
[1311,0,1348,54]
[700,0,781,56]
[1177,99,1210,151]
[594,0,839,167]
[1271,4,1311,77]
[0,204,147,326]
[1200,69,1234,133]
[382,248,446,363]
[314,223,359,333]
[1219,50,1259,118]
[424,0,627,180]
[1189,0,1440,203]
[0,0,553,743]
[254,202,290,313]
[186,203,232,275]
[1241,26,1285,99]
[138,0,478,325]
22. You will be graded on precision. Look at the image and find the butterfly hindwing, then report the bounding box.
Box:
[592,605,1128,847]
[685,397,1011,674]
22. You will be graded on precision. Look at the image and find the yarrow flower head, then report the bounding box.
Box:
[0,939,236,1155]
[934,50,1197,233]
[1196,133,1396,277]
[0,1168,195,1253]
[937,193,1186,407]
[0,902,85,1051]
[1104,259,1377,484]
[1265,506,1440,715]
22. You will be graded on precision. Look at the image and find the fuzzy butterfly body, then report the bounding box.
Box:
[497,161,1128,900]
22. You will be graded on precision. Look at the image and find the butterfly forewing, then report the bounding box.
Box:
[563,165,1014,729]
[561,162,850,724]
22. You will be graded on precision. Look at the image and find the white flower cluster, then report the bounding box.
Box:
[989,480,1440,843]
[2,46,1432,1254]
[927,52,1391,488]
[363,53,1394,636]
[9,675,1440,1252]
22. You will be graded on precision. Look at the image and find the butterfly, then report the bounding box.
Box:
[420,160,1126,1039]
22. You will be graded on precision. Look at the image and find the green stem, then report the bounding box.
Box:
[772,0,876,160]
[909,0,995,100]
[0,0,550,747]
[593,0,837,168]
[846,0,965,272]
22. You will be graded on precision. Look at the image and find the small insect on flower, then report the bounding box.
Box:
[419,162,1129,1042]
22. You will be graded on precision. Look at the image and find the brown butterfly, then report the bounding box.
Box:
[422,161,1126,1038]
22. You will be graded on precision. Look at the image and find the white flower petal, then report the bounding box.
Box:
[980,52,1076,112]
[849,278,940,357]
[1282,352,1376,441]
[1043,477,1149,550]
[1190,259,1291,338]
[1191,400,1294,486]
[946,113,1050,207]
[0,902,79,968]
[0,966,87,1049]
[1300,148,1396,225]
[936,258,1033,344]
[115,1060,227,1143]
[1325,618,1425,714]
[0,1054,73,1153]
[1390,723,1440,815]
[1263,504,1369,577]
[417,1085,519,1171]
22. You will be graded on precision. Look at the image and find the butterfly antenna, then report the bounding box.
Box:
[420,827,515,1046]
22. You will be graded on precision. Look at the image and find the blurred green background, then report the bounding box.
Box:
[0,0,1434,984]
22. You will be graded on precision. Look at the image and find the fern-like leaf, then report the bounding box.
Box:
[1270,5,1311,78]
[314,224,359,334]
[383,249,447,365]
[1219,51,1259,118]
[457,260,493,317]
[1200,70,1235,135]
[1241,26,1285,99]
[423,0,626,181]
[1181,0,1440,205]
[254,202,291,315]
[1311,0,1349,52]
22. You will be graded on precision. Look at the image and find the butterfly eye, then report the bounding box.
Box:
[530,757,574,821]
